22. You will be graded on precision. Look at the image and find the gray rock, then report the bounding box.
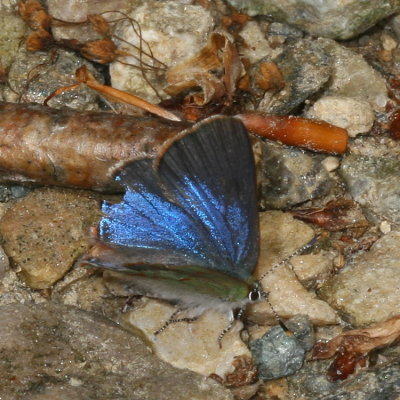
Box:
[0,302,233,400]
[0,184,31,202]
[285,314,315,352]
[317,39,389,112]
[225,0,400,40]
[0,244,9,279]
[339,138,400,223]
[250,315,313,380]
[48,0,132,41]
[257,38,332,115]
[4,49,103,110]
[319,232,400,327]
[288,357,400,400]
[259,141,332,209]
[0,7,26,70]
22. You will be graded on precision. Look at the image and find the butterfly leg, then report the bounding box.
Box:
[217,308,244,348]
[121,295,143,313]
[154,309,199,336]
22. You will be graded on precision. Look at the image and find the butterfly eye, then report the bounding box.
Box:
[248,288,261,302]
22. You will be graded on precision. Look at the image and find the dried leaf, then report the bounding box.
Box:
[222,37,243,104]
[165,72,225,106]
[255,62,285,92]
[313,315,400,380]
[87,14,111,36]
[389,110,400,140]
[291,199,368,234]
[75,66,180,121]
[80,39,118,64]
[18,0,51,31]
[26,29,53,52]
[165,31,244,106]
[0,60,7,83]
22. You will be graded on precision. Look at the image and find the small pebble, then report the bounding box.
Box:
[321,156,340,172]
[381,32,397,51]
[380,221,391,234]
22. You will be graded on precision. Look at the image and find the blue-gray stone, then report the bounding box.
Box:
[250,316,314,380]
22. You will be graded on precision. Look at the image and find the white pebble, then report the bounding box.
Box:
[380,221,391,234]
[322,156,340,172]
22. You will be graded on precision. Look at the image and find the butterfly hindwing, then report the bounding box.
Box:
[85,116,259,295]
[157,117,259,279]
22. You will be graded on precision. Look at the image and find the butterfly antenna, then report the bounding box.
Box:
[260,290,289,332]
[154,309,199,336]
[217,308,244,348]
[259,236,319,281]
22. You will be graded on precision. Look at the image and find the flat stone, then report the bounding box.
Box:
[0,302,233,400]
[306,95,375,137]
[259,141,332,209]
[0,9,26,73]
[249,212,338,326]
[5,48,104,110]
[258,39,332,116]
[339,137,400,223]
[108,296,253,380]
[318,39,389,111]
[319,231,400,327]
[0,188,102,289]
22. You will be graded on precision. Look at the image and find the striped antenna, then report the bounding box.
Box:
[259,236,319,281]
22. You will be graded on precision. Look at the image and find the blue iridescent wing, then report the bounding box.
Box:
[95,116,259,280]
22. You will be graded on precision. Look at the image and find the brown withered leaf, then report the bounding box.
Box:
[312,315,400,381]
[165,31,244,107]
[74,66,180,121]
[18,0,51,31]
[80,39,118,64]
[209,356,258,388]
[255,62,285,92]
[87,14,111,36]
[290,199,368,235]
[0,60,6,83]
[26,29,53,52]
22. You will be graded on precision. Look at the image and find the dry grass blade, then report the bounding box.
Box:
[75,66,181,121]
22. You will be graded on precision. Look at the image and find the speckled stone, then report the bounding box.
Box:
[339,137,400,223]
[0,188,102,289]
[249,211,338,326]
[5,49,104,110]
[319,231,400,327]
[259,141,333,209]
[257,39,332,116]
[318,39,389,112]
[115,297,253,379]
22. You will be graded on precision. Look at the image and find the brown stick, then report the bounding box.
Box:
[0,102,187,192]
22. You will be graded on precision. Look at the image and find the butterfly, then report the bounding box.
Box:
[79,116,263,340]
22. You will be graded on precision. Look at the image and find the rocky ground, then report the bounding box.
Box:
[0,0,399,399]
